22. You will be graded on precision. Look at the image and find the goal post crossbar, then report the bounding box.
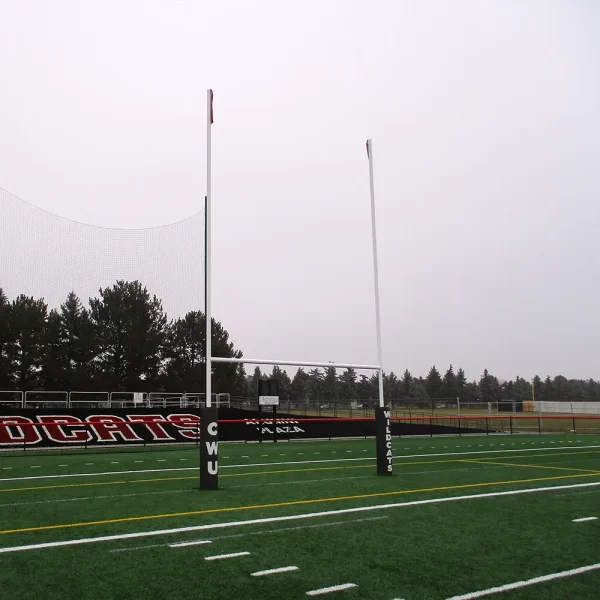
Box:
[212,356,381,371]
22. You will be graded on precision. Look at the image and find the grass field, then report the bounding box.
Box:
[1,433,600,599]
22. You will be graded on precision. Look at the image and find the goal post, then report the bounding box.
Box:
[201,90,389,489]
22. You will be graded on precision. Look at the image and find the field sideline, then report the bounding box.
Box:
[1,434,600,599]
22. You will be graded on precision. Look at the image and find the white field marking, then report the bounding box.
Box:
[111,517,389,553]
[1,468,11,470]
[30,466,41,469]
[6,464,511,512]
[169,539,212,548]
[206,551,250,560]
[572,517,598,523]
[110,462,119,464]
[280,454,286,456]
[298,453,304,455]
[85,463,94,466]
[242,456,249,458]
[557,490,600,497]
[157,460,166,463]
[346,450,352,453]
[134,461,143,463]
[179,459,187,461]
[261,454,268,457]
[443,562,600,600]
[3,481,600,555]
[59,464,68,467]
[2,444,599,484]
[0,488,190,509]
[306,583,357,595]
[252,566,298,576]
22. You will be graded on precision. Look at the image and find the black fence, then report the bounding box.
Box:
[0,408,492,452]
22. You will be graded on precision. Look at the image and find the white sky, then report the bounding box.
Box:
[1,1,599,382]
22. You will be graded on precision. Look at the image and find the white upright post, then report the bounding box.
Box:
[367,139,384,408]
[206,89,213,408]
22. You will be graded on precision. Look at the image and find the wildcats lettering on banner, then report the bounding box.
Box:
[168,414,201,440]
[127,414,176,441]
[0,416,42,446]
[37,415,91,444]
[0,413,205,447]
[86,415,144,443]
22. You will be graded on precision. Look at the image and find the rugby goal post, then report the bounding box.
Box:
[202,90,390,489]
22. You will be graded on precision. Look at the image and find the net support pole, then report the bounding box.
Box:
[206,89,213,411]
[367,139,384,410]
[367,139,391,476]
[201,88,218,490]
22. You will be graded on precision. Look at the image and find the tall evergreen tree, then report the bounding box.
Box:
[479,369,501,403]
[513,376,531,402]
[307,368,325,403]
[384,371,400,399]
[322,366,338,402]
[291,368,311,403]
[443,365,458,398]
[7,295,48,389]
[89,281,167,390]
[357,373,376,400]
[532,375,542,402]
[425,366,443,399]
[541,376,553,401]
[338,368,358,399]
[41,309,66,389]
[0,288,11,388]
[268,365,292,401]
[164,310,242,393]
[248,366,263,397]
[400,369,412,396]
[60,292,97,389]
[456,368,467,396]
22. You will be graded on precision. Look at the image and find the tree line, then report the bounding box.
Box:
[0,282,243,393]
[242,365,600,405]
[1,282,599,403]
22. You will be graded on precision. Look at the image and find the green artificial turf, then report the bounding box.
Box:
[1,434,599,599]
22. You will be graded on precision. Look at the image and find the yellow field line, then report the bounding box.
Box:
[1,471,599,536]
[2,449,599,494]
[461,459,600,474]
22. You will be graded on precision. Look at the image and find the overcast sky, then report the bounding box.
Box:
[1,1,599,382]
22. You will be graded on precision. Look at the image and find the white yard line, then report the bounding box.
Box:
[205,550,249,560]
[1,481,599,555]
[110,517,388,552]
[169,540,212,548]
[252,566,298,576]
[572,517,597,523]
[0,488,190,509]
[306,583,357,595]
[2,444,598,484]
[443,562,600,599]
